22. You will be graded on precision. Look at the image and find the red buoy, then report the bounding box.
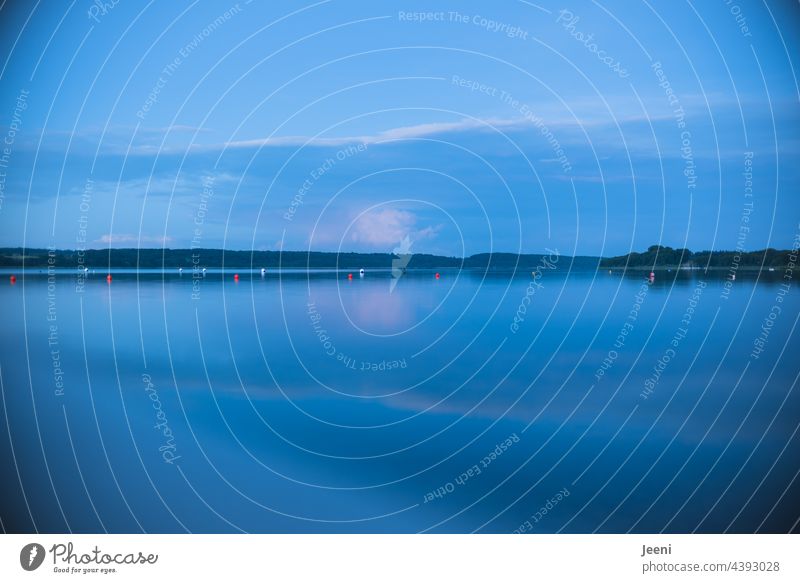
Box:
[347,273,353,280]
[9,275,16,284]
[435,272,440,279]
[106,274,112,282]
[234,273,239,282]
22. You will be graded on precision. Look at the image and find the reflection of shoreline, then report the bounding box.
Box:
[605,266,774,271]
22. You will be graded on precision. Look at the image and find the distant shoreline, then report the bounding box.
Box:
[0,245,794,271]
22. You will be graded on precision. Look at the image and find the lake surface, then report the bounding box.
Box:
[1,268,798,533]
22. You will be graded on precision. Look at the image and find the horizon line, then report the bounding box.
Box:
[0,246,794,258]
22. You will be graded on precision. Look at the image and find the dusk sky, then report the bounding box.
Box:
[0,0,798,256]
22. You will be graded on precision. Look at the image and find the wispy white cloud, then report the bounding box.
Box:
[120,92,745,155]
[207,112,674,151]
[124,116,575,154]
[219,117,523,150]
[215,93,730,151]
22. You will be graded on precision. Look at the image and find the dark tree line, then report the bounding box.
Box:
[600,245,794,269]
[0,248,598,270]
[3,245,789,271]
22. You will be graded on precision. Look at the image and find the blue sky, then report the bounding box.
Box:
[0,0,798,256]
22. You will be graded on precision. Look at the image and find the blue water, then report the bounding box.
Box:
[1,268,798,533]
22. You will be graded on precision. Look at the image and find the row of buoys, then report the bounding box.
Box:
[344,270,440,280]
[7,269,445,285]
[231,270,270,280]
[9,272,110,283]
[5,271,145,283]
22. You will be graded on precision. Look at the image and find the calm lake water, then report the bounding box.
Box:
[1,268,798,533]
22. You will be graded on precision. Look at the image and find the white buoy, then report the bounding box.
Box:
[261,268,266,276]
[359,268,365,277]
[179,267,183,274]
